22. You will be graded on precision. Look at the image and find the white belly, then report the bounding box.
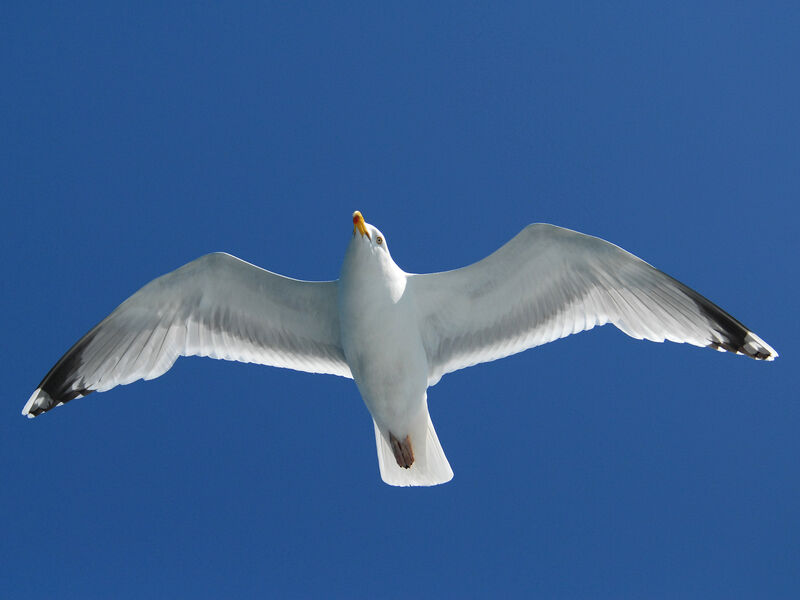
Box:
[338,263,428,435]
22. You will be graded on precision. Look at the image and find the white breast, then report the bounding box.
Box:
[338,239,429,432]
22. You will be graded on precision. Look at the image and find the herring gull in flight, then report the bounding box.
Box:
[24,211,777,486]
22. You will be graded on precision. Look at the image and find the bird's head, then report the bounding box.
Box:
[351,210,391,256]
[344,211,405,295]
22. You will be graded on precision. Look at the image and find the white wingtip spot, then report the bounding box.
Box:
[744,331,778,361]
[22,388,52,417]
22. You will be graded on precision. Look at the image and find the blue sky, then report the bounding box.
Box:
[2,3,798,598]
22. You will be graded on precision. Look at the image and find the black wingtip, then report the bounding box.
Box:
[25,329,99,416]
[693,296,777,361]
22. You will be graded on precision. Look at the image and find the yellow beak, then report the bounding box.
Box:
[352,210,371,240]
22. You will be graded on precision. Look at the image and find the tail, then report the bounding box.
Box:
[373,414,453,487]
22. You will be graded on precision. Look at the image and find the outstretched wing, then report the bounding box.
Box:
[24,252,350,417]
[409,224,777,386]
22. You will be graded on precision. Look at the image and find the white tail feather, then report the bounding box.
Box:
[373,415,453,486]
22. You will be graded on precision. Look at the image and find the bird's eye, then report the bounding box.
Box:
[376,236,383,245]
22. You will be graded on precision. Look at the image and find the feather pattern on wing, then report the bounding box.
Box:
[24,252,350,416]
[409,224,776,386]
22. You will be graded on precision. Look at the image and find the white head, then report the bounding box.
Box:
[343,210,406,299]
[350,210,392,259]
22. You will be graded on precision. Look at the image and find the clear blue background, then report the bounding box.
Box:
[2,3,797,598]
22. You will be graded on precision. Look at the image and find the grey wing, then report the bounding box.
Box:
[24,252,351,417]
[409,224,777,386]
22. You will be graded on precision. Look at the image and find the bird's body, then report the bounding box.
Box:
[339,218,452,484]
[24,212,776,486]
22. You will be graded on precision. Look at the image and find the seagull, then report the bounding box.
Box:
[24,211,777,486]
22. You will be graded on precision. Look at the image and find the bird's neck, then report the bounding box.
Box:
[340,246,407,303]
